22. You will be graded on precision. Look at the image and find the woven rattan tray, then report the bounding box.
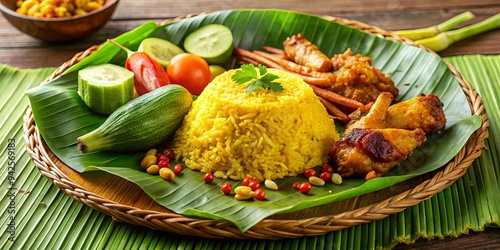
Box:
[23,14,488,239]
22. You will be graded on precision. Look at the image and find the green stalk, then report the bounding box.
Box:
[416,13,500,52]
[395,11,475,40]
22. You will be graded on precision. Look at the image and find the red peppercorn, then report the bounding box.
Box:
[299,182,312,194]
[321,164,334,174]
[304,169,317,178]
[320,172,332,182]
[292,182,300,190]
[242,177,255,186]
[157,160,170,169]
[157,153,169,162]
[173,164,184,175]
[163,148,175,160]
[254,189,266,200]
[221,182,232,194]
[203,173,214,183]
[248,180,261,191]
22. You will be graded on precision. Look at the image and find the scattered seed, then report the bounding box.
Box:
[141,155,157,170]
[309,176,325,186]
[234,193,254,200]
[264,180,278,191]
[173,164,184,175]
[254,189,266,200]
[146,165,160,175]
[304,168,317,178]
[234,186,253,196]
[332,173,343,185]
[203,173,214,183]
[221,182,232,194]
[299,182,312,194]
[248,180,261,191]
[145,148,157,156]
[159,168,175,181]
[319,172,332,182]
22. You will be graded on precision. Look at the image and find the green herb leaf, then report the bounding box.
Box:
[231,64,257,84]
[258,64,268,75]
[232,64,283,94]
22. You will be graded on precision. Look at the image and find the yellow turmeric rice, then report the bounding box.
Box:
[170,68,339,181]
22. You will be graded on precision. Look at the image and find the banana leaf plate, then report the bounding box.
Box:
[23,10,487,239]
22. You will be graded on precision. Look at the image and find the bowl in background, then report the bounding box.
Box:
[0,0,118,43]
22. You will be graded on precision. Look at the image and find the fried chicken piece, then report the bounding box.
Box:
[283,33,333,72]
[331,92,446,178]
[330,128,426,178]
[345,92,394,133]
[386,93,447,134]
[328,61,399,104]
[346,92,447,134]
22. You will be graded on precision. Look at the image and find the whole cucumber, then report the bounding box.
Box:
[77,84,192,153]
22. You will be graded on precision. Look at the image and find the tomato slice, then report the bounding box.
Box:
[126,52,170,96]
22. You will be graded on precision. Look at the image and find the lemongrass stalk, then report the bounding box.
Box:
[395,11,475,40]
[416,13,500,52]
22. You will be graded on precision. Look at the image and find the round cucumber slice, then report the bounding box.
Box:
[138,38,184,67]
[78,64,135,115]
[183,24,234,64]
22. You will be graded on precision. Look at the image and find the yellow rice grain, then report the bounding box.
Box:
[170,68,339,181]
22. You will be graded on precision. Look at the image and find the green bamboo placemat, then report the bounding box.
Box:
[0,55,499,249]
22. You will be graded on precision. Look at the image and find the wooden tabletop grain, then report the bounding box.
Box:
[1,0,499,249]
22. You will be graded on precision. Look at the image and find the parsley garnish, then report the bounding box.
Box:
[231,64,284,94]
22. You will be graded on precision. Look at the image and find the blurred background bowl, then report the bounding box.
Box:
[0,0,118,43]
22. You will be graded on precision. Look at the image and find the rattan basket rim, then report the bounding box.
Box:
[23,12,489,240]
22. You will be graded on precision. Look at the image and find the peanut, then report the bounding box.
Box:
[159,168,175,181]
[145,148,157,157]
[141,155,157,170]
[234,186,254,200]
[331,173,343,185]
[309,176,325,186]
[146,165,160,175]
[234,186,253,196]
[264,180,278,191]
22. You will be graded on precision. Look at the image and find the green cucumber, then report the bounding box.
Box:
[77,84,192,153]
[78,64,135,115]
[183,24,234,64]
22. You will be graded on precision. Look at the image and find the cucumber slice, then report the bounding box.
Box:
[183,24,234,64]
[138,38,184,67]
[78,64,135,115]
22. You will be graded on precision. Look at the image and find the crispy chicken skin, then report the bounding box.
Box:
[330,128,426,178]
[386,93,447,134]
[331,92,446,178]
[345,92,394,133]
[283,33,333,72]
[346,92,447,134]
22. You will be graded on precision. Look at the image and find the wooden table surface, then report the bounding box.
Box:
[1,0,499,249]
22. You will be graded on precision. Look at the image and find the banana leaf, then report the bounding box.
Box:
[25,9,481,232]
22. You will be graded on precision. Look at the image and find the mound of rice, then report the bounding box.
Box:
[170,68,339,181]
